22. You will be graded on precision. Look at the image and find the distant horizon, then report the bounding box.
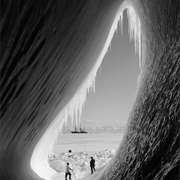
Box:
[63,123,126,133]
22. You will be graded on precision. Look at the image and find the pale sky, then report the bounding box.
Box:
[81,12,140,128]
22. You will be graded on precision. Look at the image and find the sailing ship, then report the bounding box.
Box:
[70,124,87,133]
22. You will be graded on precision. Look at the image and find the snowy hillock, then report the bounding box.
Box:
[48,148,116,178]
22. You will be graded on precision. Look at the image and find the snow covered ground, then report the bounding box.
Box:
[49,148,115,179]
[53,133,123,153]
[48,133,124,179]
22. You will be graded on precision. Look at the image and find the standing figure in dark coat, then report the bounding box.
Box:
[90,157,96,174]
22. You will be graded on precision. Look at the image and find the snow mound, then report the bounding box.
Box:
[48,148,116,178]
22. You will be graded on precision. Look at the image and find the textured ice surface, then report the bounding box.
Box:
[48,149,115,178]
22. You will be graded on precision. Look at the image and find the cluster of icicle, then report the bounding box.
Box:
[30,5,142,180]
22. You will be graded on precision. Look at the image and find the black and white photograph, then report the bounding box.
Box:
[0,0,180,180]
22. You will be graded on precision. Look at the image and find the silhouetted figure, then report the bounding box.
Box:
[90,157,95,174]
[68,150,72,158]
[65,162,73,180]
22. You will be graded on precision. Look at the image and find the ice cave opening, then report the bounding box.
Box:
[47,9,140,180]
[30,5,142,180]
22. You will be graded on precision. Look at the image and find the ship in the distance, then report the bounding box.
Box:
[70,124,87,134]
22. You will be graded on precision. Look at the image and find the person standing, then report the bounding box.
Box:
[90,157,95,174]
[68,150,72,158]
[65,162,73,180]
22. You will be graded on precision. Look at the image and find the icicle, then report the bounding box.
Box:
[126,7,142,68]
[120,13,123,34]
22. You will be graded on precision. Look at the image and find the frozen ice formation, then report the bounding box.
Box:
[48,149,116,178]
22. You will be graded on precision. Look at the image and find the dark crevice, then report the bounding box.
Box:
[27,38,46,67]
[1,82,17,109]
[10,120,25,143]
[1,2,35,86]
[58,81,69,95]
[27,111,38,126]
[13,81,27,100]
[22,16,46,54]
[0,38,46,108]
[44,91,53,104]
[0,1,16,41]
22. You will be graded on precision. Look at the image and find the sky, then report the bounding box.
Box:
[73,11,140,129]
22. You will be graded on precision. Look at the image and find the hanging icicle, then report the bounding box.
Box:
[126,7,142,68]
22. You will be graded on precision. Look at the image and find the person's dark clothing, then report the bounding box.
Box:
[90,158,95,167]
[65,172,71,180]
[90,158,95,174]
[91,166,95,174]
[65,164,72,180]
